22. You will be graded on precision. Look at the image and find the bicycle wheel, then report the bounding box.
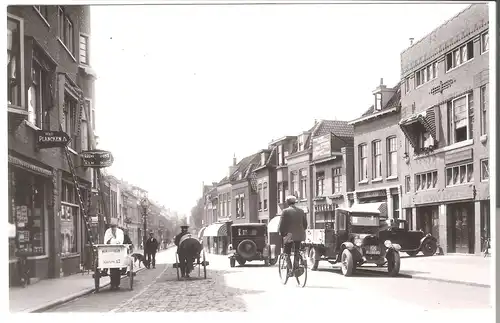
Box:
[278,253,289,285]
[294,252,307,288]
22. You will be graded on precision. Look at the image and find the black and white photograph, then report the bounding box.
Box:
[5,0,496,319]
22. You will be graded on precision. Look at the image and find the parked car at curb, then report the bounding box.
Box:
[379,219,438,257]
[228,223,277,267]
[305,203,402,277]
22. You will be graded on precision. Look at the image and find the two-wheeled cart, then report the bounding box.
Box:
[172,236,209,280]
[92,244,134,292]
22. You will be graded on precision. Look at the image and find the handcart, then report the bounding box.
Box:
[172,235,209,280]
[92,244,134,292]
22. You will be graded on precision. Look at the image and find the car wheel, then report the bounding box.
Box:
[269,258,278,266]
[230,258,235,268]
[307,247,319,271]
[406,251,419,257]
[387,251,401,277]
[237,259,246,266]
[421,239,437,257]
[340,249,355,277]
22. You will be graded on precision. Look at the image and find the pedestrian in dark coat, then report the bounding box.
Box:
[145,231,159,269]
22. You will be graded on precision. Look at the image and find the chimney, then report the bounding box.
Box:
[409,38,414,46]
[229,154,238,177]
[232,153,237,166]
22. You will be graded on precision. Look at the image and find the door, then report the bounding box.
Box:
[449,203,474,254]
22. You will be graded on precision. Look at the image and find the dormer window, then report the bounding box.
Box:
[298,135,305,151]
[375,93,382,110]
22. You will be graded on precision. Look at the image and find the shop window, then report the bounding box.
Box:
[481,159,489,181]
[446,163,473,187]
[61,180,79,255]
[316,171,325,196]
[415,171,438,191]
[11,170,46,256]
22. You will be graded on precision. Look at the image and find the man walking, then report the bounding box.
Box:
[104,218,124,290]
[145,231,159,269]
[279,195,308,277]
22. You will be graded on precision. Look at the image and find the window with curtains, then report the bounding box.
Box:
[333,167,342,193]
[445,40,473,71]
[28,59,49,129]
[480,85,488,136]
[480,32,489,54]
[358,144,368,181]
[240,195,245,218]
[8,15,22,107]
[387,137,398,177]
[258,184,262,211]
[316,171,325,196]
[62,93,78,150]
[447,92,473,144]
[79,34,89,65]
[58,6,74,55]
[372,140,382,179]
[277,183,283,204]
[446,163,473,187]
[263,183,268,210]
[300,169,308,199]
[227,193,231,217]
[291,172,298,198]
[235,196,240,218]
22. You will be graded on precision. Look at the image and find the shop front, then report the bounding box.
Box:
[203,221,231,255]
[8,155,53,285]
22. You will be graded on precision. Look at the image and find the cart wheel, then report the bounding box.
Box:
[175,253,180,280]
[198,257,201,277]
[203,251,207,279]
[94,262,100,293]
[129,258,134,290]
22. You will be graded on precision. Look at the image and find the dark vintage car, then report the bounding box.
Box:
[306,205,402,277]
[379,219,438,257]
[228,223,275,267]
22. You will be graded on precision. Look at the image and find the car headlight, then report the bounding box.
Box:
[354,238,362,247]
[384,240,392,248]
[228,244,233,250]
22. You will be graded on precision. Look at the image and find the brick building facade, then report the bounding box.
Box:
[399,3,490,254]
[8,5,97,282]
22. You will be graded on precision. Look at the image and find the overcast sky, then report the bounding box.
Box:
[90,2,472,215]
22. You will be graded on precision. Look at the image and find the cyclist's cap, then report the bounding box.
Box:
[286,196,297,204]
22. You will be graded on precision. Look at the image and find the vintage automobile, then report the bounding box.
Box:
[228,223,276,267]
[305,203,402,277]
[379,219,438,257]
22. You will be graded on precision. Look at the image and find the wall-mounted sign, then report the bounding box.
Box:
[36,130,71,149]
[358,190,386,199]
[81,150,114,168]
[312,134,332,160]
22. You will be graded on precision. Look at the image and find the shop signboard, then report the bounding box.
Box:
[81,150,114,168]
[312,134,332,160]
[97,245,129,268]
[36,130,71,149]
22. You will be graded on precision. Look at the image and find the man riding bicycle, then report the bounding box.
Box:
[279,195,308,277]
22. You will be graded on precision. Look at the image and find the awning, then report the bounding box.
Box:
[8,155,52,177]
[203,222,228,237]
[198,226,207,239]
[8,222,16,238]
[338,202,387,217]
[267,216,282,233]
[399,106,439,149]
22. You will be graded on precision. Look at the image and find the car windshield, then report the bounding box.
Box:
[349,214,380,234]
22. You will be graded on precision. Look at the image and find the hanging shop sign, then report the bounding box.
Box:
[81,150,114,168]
[36,130,71,149]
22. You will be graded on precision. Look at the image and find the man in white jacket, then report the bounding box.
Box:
[104,218,124,290]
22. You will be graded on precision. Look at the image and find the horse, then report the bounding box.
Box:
[177,234,203,277]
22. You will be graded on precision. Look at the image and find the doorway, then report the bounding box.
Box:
[447,202,474,254]
[416,206,439,241]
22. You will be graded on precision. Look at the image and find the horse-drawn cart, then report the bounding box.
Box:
[92,244,134,292]
[172,234,209,280]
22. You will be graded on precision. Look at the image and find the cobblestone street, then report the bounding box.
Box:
[46,247,493,314]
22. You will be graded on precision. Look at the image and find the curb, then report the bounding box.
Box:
[26,247,175,313]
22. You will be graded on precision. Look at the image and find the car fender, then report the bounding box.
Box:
[419,234,437,248]
[341,242,355,250]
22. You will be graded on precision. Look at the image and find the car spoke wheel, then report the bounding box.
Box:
[387,251,401,277]
[340,249,354,277]
[307,248,319,271]
[421,240,437,257]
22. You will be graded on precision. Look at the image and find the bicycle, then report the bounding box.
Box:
[278,243,307,288]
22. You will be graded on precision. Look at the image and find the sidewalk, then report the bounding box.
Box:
[396,254,492,287]
[9,247,173,313]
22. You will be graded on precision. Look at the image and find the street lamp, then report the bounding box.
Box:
[140,197,150,258]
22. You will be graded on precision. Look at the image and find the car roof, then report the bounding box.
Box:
[231,223,266,228]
